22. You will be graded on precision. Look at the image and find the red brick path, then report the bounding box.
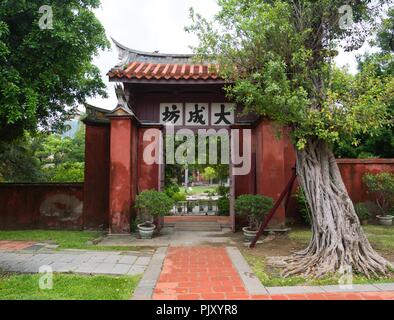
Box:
[152,246,394,300]
[0,241,36,251]
[153,247,248,300]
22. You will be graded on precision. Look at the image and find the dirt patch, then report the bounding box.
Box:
[230,231,394,264]
[229,232,305,259]
[374,249,394,263]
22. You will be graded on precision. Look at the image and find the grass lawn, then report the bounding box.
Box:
[0,273,141,300]
[184,185,218,195]
[0,230,144,251]
[242,225,394,287]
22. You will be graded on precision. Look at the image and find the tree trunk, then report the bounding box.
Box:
[281,138,392,278]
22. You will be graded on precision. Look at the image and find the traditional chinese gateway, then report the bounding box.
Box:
[82,39,294,234]
[1,41,393,232]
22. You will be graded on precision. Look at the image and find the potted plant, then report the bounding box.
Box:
[363,172,394,226]
[134,190,174,239]
[235,194,274,242]
[172,192,187,214]
[354,202,371,225]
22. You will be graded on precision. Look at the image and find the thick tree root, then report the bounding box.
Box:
[278,138,393,278]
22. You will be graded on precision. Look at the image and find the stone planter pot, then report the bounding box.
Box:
[137,222,156,239]
[377,215,393,226]
[242,227,258,242]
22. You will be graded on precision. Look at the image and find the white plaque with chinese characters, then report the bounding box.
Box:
[211,103,235,126]
[160,103,183,125]
[185,103,209,126]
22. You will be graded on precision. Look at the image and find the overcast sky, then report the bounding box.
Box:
[86,0,372,111]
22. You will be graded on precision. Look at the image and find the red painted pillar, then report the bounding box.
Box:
[255,120,286,228]
[83,122,110,229]
[108,114,135,234]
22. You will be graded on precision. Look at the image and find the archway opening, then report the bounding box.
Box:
[163,132,231,217]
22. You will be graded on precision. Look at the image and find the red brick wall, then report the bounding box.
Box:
[285,158,394,222]
[0,183,84,230]
[338,159,394,204]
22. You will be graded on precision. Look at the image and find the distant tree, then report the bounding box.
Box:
[214,164,229,185]
[202,166,217,185]
[377,8,394,54]
[0,0,109,141]
[0,122,85,182]
[335,9,394,158]
[37,124,85,182]
[51,162,84,182]
[0,133,45,182]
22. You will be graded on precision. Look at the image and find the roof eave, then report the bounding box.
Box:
[108,77,227,85]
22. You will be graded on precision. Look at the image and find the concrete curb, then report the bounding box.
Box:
[131,247,168,300]
[226,246,269,295]
[265,283,394,295]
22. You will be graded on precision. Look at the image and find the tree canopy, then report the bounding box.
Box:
[0,122,85,183]
[0,0,109,141]
[187,0,393,150]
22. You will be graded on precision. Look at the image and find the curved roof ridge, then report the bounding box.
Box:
[111,38,194,65]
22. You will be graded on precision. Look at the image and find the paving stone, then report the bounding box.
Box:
[17,262,42,273]
[59,255,76,263]
[134,256,151,266]
[267,286,325,295]
[74,262,100,273]
[372,283,394,291]
[103,255,121,264]
[87,256,107,263]
[321,284,380,293]
[127,265,146,275]
[5,262,26,272]
[108,263,132,275]
[93,262,117,274]
[118,255,137,265]
[71,255,92,264]
[51,263,76,273]
[0,249,153,276]
[131,247,167,300]
[133,285,154,299]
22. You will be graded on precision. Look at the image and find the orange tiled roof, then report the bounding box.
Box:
[108,39,221,81]
[109,62,220,80]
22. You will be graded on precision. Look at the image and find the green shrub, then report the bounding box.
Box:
[295,187,311,226]
[235,194,274,230]
[217,197,230,216]
[217,185,230,197]
[354,202,371,221]
[172,192,187,202]
[135,190,174,222]
[363,172,394,216]
[204,190,217,197]
[164,183,180,198]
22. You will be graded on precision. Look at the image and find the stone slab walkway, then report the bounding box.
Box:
[0,249,152,276]
[148,246,394,301]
